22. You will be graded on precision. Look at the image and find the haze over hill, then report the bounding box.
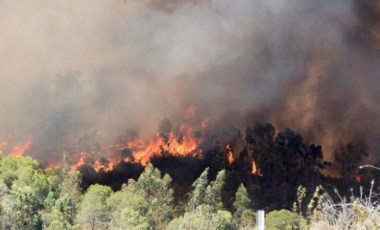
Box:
[0,0,379,166]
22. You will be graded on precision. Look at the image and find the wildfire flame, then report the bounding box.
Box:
[120,124,200,166]
[70,122,202,172]
[225,144,234,164]
[251,160,263,176]
[73,152,86,171]
[0,106,207,172]
[0,105,267,176]
[11,137,32,157]
[0,135,33,157]
[92,158,120,172]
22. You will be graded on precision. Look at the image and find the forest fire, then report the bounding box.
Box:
[69,121,203,172]
[251,160,262,176]
[11,137,33,157]
[0,136,32,157]
[1,0,380,228]
[72,152,86,171]
[71,152,122,173]
[93,159,120,172]
[225,144,263,176]
[129,125,200,165]
[225,144,234,164]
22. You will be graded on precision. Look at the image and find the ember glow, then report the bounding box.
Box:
[355,173,362,183]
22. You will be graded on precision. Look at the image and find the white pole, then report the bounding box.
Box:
[257,210,265,230]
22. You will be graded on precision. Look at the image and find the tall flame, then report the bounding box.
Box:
[122,124,200,166]
[251,160,263,176]
[225,144,234,164]
[11,137,32,157]
[73,152,86,171]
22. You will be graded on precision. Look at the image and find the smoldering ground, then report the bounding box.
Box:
[0,0,379,165]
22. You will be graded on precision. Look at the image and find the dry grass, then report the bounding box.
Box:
[308,180,380,230]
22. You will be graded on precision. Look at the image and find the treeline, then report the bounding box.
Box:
[0,122,377,229]
[0,154,307,229]
[0,154,379,229]
[81,123,334,212]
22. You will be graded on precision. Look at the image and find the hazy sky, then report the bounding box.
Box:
[0,0,379,162]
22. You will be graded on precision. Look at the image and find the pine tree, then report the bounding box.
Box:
[189,168,209,209]
[3,189,42,230]
[133,163,174,229]
[205,169,226,211]
[233,184,255,229]
[60,152,81,204]
[77,184,112,229]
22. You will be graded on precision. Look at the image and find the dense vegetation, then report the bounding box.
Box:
[0,153,378,229]
[0,123,378,229]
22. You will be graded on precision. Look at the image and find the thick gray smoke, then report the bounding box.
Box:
[0,0,379,163]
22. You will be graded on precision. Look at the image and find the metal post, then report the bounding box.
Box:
[257,210,265,230]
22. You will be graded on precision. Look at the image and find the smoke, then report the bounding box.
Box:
[0,0,379,163]
[260,0,380,161]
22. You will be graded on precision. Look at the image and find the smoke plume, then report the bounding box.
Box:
[0,0,379,164]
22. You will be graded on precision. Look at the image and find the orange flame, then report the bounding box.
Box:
[225,144,234,164]
[126,124,200,166]
[73,152,86,171]
[251,160,263,176]
[71,122,202,171]
[92,158,120,172]
[11,137,32,157]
